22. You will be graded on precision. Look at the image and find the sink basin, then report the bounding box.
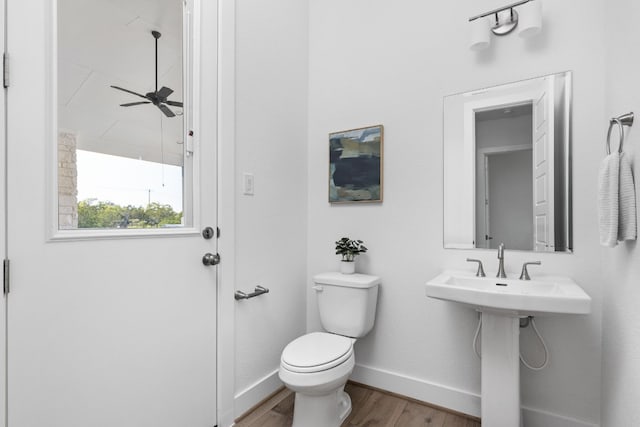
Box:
[426,270,591,316]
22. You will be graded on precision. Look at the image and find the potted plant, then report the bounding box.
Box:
[335,237,368,274]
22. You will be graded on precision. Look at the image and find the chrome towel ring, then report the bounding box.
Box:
[607,119,624,154]
[607,112,634,155]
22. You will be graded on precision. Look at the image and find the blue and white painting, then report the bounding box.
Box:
[329,125,383,203]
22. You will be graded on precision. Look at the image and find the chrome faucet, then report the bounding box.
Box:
[496,243,507,278]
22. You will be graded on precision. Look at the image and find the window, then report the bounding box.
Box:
[57,0,191,232]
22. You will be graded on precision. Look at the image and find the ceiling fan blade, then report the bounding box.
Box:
[158,103,176,118]
[120,101,152,107]
[156,86,174,99]
[110,85,148,100]
[164,100,183,107]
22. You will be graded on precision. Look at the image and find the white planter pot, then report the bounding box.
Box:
[340,261,355,274]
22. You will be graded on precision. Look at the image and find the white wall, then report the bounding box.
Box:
[232,0,309,417]
[307,0,605,425]
[486,149,534,250]
[476,113,533,150]
[601,0,640,425]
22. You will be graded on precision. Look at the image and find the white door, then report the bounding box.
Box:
[5,1,218,426]
[532,77,555,251]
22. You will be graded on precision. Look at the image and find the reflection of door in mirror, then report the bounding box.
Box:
[57,0,188,231]
[532,78,556,251]
[475,105,533,250]
[465,83,548,252]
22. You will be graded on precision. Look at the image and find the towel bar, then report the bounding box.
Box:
[607,112,634,154]
[235,285,269,300]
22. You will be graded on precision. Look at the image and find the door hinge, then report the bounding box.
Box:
[3,52,9,88]
[3,259,10,295]
[216,226,220,238]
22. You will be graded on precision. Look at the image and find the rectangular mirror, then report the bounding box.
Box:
[57,0,193,231]
[443,71,572,252]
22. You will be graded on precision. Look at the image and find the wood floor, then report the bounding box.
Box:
[235,382,481,427]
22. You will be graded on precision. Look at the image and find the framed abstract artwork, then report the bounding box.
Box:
[329,125,383,203]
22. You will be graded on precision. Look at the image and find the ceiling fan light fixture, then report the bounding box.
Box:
[110,30,183,118]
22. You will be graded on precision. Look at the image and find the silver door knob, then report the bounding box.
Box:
[202,253,220,266]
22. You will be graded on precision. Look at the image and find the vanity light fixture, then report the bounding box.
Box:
[517,0,542,38]
[468,0,542,51]
[469,16,491,51]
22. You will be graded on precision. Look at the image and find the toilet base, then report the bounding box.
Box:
[291,386,352,427]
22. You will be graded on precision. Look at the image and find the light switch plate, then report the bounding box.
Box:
[243,173,254,195]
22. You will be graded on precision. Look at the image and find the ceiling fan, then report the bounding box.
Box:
[110,30,183,118]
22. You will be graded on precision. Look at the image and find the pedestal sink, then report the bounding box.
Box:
[425,270,591,427]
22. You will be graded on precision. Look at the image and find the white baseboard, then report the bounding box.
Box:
[350,363,481,417]
[229,364,598,427]
[233,369,283,420]
[351,364,599,427]
[521,406,599,427]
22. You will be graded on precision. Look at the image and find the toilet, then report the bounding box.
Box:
[279,272,380,427]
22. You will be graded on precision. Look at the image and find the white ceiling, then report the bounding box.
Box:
[476,103,532,122]
[58,0,184,166]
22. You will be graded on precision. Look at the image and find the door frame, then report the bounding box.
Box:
[216,0,236,426]
[463,87,542,248]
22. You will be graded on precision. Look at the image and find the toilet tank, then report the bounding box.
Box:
[313,272,380,338]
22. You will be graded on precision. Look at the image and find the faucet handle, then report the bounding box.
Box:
[466,258,486,277]
[519,261,542,281]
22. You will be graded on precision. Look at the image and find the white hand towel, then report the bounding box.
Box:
[598,152,620,247]
[618,152,637,242]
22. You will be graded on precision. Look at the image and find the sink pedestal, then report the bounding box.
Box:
[481,312,521,427]
[426,270,592,427]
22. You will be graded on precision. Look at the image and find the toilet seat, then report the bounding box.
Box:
[281,332,354,373]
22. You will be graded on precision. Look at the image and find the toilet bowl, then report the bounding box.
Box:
[279,332,356,427]
[278,272,380,427]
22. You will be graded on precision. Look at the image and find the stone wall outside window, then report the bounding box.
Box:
[58,131,78,229]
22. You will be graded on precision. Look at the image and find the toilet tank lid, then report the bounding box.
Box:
[313,272,380,288]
